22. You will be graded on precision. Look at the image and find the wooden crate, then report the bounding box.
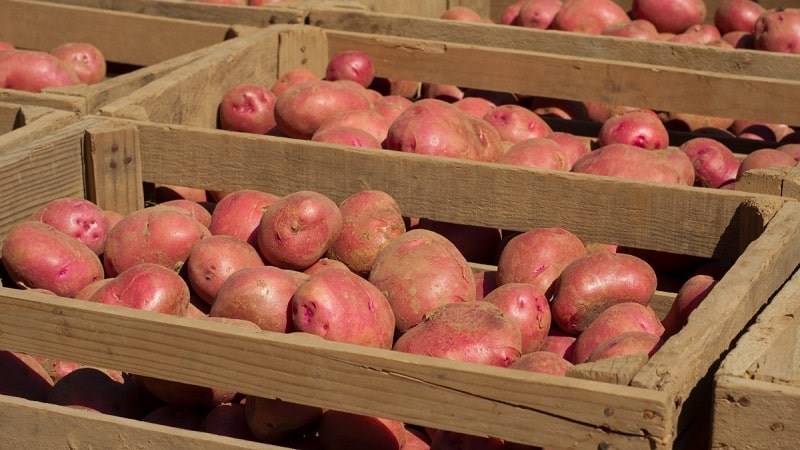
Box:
[0,110,799,448]
[0,102,78,148]
[0,0,256,114]
[712,265,800,449]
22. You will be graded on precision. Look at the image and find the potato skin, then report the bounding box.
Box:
[588,330,663,362]
[186,235,265,306]
[30,197,110,255]
[208,189,279,247]
[509,351,574,376]
[88,263,190,316]
[572,302,664,363]
[572,143,695,186]
[245,395,323,444]
[2,221,104,298]
[483,283,551,354]
[551,251,658,335]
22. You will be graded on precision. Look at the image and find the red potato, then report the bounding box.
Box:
[384,98,483,160]
[311,125,382,149]
[662,273,717,337]
[551,250,658,335]
[103,205,211,276]
[245,395,323,444]
[218,84,278,135]
[453,96,497,118]
[550,0,631,34]
[602,19,661,40]
[584,101,641,123]
[160,199,213,228]
[2,221,104,297]
[303,257,351,275]
[291,268,396,348]
[412,218,502,265]
[186,235,265,305]
[540,326,577,361]
[668,24,723,45]
[571,302,664,363]
[483,283,551,353]
[572,144,695,186]
[271,67,319,98]
[325,50,375,88]
[517,0,563,29]
[202,402,257,441]
[482,104,552,144]
[722,30,756,48]
[631,0,707,34]
[103,209,125,229]
[257,190,343,271]
[89,263,190,315]
[47,368,142,419]
[499,137,569,170]
[754,8,800,54]
[544,131,591,169]
[393,301,522,367]
[440,6,486,22]
[316,108,391,143]
[208,189,280,247]
[318,411,406,450]
[0,49,80,92]
[325,190,406,276]
[0,351,54,402]
[0,41,13,51]
[373,94,414,123]
[73,277,114,301]
[737,148,798,179]
[597,109,669,150]
[136,374,237,408]
[369,228,476,334]
[274,79,373,139]
[509,350,574,375]
[587,330,663,362]
[210,265,301,332]
[143,404,204,431]
[30,197,110,255]
[50,42,106,85]
[502,0,527,24]
[715,0,765,34]
[679,137,740,188]
[495,227,587,298]
[403,427,432,450]
[466,114,507,162]
[779,143,800,161]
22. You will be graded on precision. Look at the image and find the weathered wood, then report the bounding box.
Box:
[568,353,650,385]
[737,167,791,197]
[84,123,144,215]
[0,104,78,147]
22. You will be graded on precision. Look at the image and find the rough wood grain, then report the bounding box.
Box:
[568,354,650,385]
[85,123,144,215]
[737,167,791,197]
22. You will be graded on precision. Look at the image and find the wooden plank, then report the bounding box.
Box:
[751,321,800,386]
[737,167,791,197]
[84,123,144,215]
[0,107,78,151]
[0,394,286,450]
[0,288,672,449]
[568,354,650,385]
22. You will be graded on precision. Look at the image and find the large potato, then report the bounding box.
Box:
[88,263,190,316]
[572,144,695,186]
[483,283,551,354]
[50,42,106,85]
[597,109,669,150]
[509,350,574,376]
[208,189,279,247]
[0,49,80,92]
[185,235,265,306]
[2,221,104,297]
[369,229,476,334]
[551,0,631,34]
[482,104,552,144]
[30,197,110,255]
[572,302,664,363]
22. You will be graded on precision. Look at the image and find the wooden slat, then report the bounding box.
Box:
[737,167,792,197]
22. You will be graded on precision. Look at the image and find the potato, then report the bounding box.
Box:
[453,96,497,118]
[303,257,351,275]
[509,350,574,376]
[662,273,717,337]
[143,404,204,431]
[73,278,114,301]
[495,227,586,298]
[210,265,301,332]
[467,114,507,162]
[325,50,375,88]
[602,19,661,40]
[393,301,522,367]
[0,351,54,402]
[754,8,800,54]
[483,283,551,354]
[0,49,79,92]
[631,0,706,34]
[482,104,552,144]
[373,94,414,123]
[89,263,190,315]
[440,6,486,22]
[2,221,104,297]
[317,410,406,450]
[572,302,664,363]
[47,368,142,419]
[715,0,765,34]
[291,267,395,348]
[597,109,669,150]
[550,0,631,34]
[30,197,110,255]
[517,0,563,29]
[540,326,577,361]
[135,374,237,408]
[572,144,695,186]
[369,229,476,334]
[679,137,740,188]
[325,190,406,276]
[499,137,569,170]
[186,235,265,305]
[257,190,343,271]
[544,131,591,169]
[270,67,319,97]
[50,42,106,85]
[737,148,798,179]
[311,126,382,149]
[588,330,663,362]
[218,83,278,135]
[160,199,213,228]
[316,108,391,143]
[202,402,257,440]
[208,189,280,247]
[103,205,211,276]
[551,251,657,335]
[245,395,323,444]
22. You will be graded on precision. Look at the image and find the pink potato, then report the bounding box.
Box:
[2,221,104,297]
[393,301,522,367]
[509,350,574,376]
[715,0,765,34]
[466,114,507,162]
[602,19,661,40]
[540,326,577,361]
[482,104,553,144]
[779,143,800,161]
[722,30,756,48]
[0,351,54,402]
[373,94,414,123]
[754,8,800,54]
[571,302,664,363]
[185,235,265,305]
[274,79,373,139]
[73,278,114,301]
[325,190,406,276]
[143,404,204,431]
[544,131,592,169]
[218,83,278,135]
[517,0,563,29]
[0,49,80,92]
[369,228,476,334]
[588,331,663,362]
[303,257,351,275]
[202,402,257,440]
[311,125,382,149]
[384,98,483,161]
[572,144,695,186]
[103,205,211,277]
[661,273,717,337]
[483,283,551,354]
[495,227,586,298]
[325,50,375,88]
[597,109,669,150]
[631,0,707,34]
[270,67,319,98]
[30,197,110,255]
[679,137,740,188]
[291,268,396,348]
[257,190,343,271]
[499,137,570,170]
[318,410,406,450]
[551,250,658,335]
[89,263,190,315]
[47,368,142,419]
[245,395,323,444]
[668,24,723,45]
[49,42,106,85]
[160,198,213,228]
[440,6,486,22]
[208,189,280,247]
[550,0,631,34]
[453,96,497,118]
[210,265,302,332]
[737,148,798,179]
[502,0,527,24]
[316,108,391,143]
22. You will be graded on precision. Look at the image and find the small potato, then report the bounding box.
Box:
[0,351,54,402]
[551,251,658,335]
[325,50,375,88]
[679,137,740,188]
[588,330,663,362]
[208,189,280,247]
[2,221,104,297]
[218,83,278,135]
[482,104,552,144]
[737,148,798,179]
[245,395,323,444]
[30,197,110,255]
[509,351,574,376]
[318,410,406,450]
[483,283,551,354]
[661,273,717,337]
[88,263,190,316]
[572,302,664,363]
[597,109,669,150]
[50,42,106,85]
[0,49,80,92]
[47,368,142,419]
[186,235,266,305]
[291,268,396,348]
[257,190,343,271]
[551,0,631,34]
[136,374,237,408]
[393,301,522,367]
